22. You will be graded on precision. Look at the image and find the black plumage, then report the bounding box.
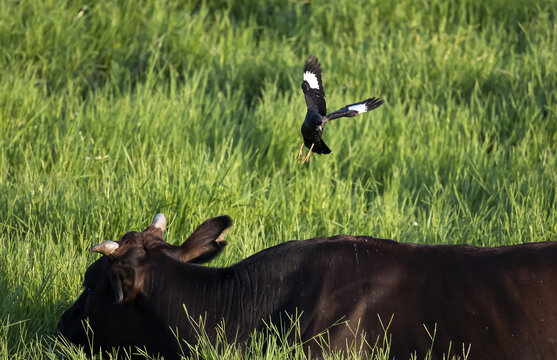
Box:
[297,55,384,163]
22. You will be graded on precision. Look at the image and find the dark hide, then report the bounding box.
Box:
[58,216,557,359]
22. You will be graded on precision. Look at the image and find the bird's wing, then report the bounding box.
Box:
[301,55,327,116]
[324,97,384,121]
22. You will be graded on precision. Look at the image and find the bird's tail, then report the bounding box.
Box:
[314,139,332,154]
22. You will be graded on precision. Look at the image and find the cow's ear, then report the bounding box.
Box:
[110,264,138,303]
[180,216,232,263]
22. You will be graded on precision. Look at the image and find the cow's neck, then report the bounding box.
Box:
[143,258,299,345]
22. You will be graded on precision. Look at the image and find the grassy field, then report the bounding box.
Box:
[0,0,556,358]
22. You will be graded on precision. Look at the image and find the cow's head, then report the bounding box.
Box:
[57,213,232,354]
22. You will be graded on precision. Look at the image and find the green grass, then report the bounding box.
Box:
[0,0,556,358]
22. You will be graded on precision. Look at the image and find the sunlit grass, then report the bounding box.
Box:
[0,0,555,358]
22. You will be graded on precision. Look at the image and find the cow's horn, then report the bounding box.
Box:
[151,213,166,233]
[89,241,119,256]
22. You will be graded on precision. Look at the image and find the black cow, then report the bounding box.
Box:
[58,214,557,359]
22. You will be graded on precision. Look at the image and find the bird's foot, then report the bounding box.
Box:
[296,142,305,162]
[301,143,314,164]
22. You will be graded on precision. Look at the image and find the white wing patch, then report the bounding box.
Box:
[348,103,368,114]
[303,71,319,90]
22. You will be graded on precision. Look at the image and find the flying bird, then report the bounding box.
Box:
[297,55,384,163]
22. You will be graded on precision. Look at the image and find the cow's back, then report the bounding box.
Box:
[249,237,557,359]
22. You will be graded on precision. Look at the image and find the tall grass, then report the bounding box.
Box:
[0,0,555,358]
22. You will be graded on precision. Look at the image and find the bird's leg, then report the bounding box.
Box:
[302,143,314,164]
[296,142,305,161]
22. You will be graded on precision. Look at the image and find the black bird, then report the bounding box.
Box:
[297,55,384,163]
